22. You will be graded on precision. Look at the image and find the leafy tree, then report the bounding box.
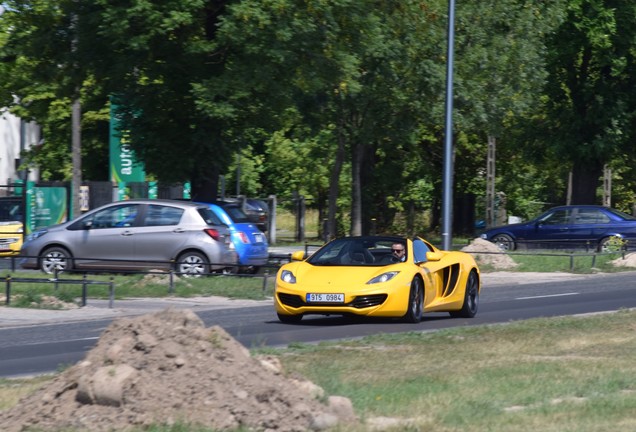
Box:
[82,0,235,202]
[450,0,565,229]
[0,1,109,182]
[538,0,636,204]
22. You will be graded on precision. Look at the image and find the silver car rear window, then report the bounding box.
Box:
[198,207,223,226]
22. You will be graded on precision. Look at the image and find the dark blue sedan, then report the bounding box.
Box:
[479,205,636,252]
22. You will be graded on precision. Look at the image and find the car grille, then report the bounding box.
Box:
[350,294,387,308]
[277,293,305,308]
[277,293,387,309]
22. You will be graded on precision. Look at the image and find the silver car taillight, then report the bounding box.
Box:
[204,228,221,241]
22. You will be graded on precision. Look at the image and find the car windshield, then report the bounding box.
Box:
[307,236,404,266]
[0,198,22,222]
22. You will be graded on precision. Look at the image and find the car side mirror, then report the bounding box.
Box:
[290,251,306,261]
[83,220,94,230]
[426,251,443,262]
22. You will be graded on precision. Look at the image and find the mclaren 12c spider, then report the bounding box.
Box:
[274,235,481,323]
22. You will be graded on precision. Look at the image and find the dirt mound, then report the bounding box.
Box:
[461,238,518,270]
[0,309,355,431]
[610,252,636,268]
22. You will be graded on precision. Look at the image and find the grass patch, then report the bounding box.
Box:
[0,375,55,411]
[0,271,274,304]
[4,311,636,431]
[271,310,636,431]
[510,251,629,273]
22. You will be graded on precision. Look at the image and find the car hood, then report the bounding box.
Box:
[483,220,535,234]
[0,221,22,230]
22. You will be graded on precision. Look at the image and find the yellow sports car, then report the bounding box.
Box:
[0,221,23,257]
[275,235,480,323]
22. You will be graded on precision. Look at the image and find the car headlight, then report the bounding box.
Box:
[26,229,48,242]
[280,270,296,284]
[367,271,399,284]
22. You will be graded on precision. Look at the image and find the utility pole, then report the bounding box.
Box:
[441,0,456,250]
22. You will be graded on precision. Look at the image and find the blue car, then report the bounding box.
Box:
[204,203,269,273]
[479,205,636,252]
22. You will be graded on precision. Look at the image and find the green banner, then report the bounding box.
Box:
[109,101,145,183]
[148,181,158,199]
[25,182,67,234]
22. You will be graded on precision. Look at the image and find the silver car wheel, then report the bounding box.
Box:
[41,247,71,274]
[176,252,209,277]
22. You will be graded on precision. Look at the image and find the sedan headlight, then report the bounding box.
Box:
[367,271,399,284]
[26,229,48,242]
[280,270,296,284]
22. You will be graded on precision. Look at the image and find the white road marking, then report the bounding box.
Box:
[516,292,579,300]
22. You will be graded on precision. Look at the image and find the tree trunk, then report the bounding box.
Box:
[327,129,346,240]
[350,140,363,236]
[570,160,602,204]
[71,98,82,217]
[190,167,219,203]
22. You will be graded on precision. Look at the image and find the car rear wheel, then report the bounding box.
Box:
[450,270,479,318]
[40,246,72,274]
[176,251,209,277]
[403,277,424,323]
[492,234,515,251]
[277,313,303,323]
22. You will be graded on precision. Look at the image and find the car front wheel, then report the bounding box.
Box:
[176,251,209,277]
[40,246,72,274]
[403,277,424,323]
[450,270,479,318]
[598,236,625,253]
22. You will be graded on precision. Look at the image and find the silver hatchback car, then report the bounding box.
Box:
[20,199,238,275]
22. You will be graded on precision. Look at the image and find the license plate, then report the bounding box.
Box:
[306,293,344,303]
[254,233,263,243]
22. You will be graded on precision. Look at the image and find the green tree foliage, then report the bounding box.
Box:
[2,0,636,238]
[84,0,236,201]
[450,0,565,228]
[0,1,109,181]
[537,0,636,204]
[206,0,451,236]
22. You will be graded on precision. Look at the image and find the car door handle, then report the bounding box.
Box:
[121,230,134,236]
[173,228,185,233]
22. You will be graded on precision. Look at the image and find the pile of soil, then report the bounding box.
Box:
[610,252,636,268]
[461,238,518,270]
[0,309,356,432]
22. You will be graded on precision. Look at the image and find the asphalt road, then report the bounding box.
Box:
[1,271,635,378]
